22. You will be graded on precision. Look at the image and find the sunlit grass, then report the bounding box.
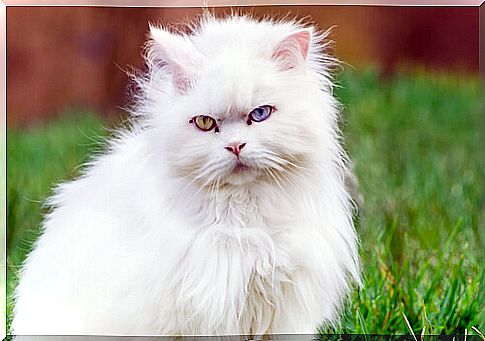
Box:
[324,69,482,334]
[6,70,483,335]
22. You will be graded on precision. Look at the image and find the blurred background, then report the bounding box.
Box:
[6,5,483,335]
[6,6,479,126]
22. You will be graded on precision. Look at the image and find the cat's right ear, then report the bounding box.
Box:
[147,25,202,93]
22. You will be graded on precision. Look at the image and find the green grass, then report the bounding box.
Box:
[6,70,483,335]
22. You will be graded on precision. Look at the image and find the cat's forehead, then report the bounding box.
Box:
[182,18,301,117]
[192,54,276,118]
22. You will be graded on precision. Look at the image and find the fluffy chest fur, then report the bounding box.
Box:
[149,174,342,335]
[162,187,301,335]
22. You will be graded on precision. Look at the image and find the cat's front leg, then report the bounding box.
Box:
[164,226,277,335]
[272,251,347,334]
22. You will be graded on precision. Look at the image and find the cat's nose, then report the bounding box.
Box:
[225,142,246,156]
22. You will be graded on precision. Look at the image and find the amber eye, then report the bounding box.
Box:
[191,115,217,132]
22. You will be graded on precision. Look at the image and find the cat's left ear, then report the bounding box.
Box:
[147,24,202,93]
[272,28,312,70]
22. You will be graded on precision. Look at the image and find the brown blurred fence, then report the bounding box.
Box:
[6,6,479,126]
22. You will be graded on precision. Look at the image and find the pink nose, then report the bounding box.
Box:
[225,142,246,156]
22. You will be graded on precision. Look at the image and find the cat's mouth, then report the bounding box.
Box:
[222,159,258,186]
[233,160,250,173]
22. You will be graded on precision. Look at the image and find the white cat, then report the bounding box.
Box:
[12,15,360,336]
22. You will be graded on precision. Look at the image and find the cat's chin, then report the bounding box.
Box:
[224,165,259,186]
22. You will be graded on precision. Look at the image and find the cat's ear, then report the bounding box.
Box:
[272,28,312,70]
[147,25,201,93]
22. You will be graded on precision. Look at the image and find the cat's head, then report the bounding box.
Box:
[140,16,338,188]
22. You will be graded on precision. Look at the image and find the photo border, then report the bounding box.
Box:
[1,2,483,339]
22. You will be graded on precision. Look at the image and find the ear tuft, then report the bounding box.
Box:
[272,28,312,71]
[147,25,201,93]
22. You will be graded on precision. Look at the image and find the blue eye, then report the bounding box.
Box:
[248,105,274,124]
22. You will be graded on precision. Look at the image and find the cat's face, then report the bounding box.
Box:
[147,18,330,188]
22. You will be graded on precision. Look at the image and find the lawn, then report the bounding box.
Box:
[6,69,483,335]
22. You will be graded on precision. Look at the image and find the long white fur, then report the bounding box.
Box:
[12,15,360,336]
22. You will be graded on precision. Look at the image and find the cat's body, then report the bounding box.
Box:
[12,15,360,336]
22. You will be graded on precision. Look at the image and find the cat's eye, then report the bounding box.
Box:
[190,115,217,132]
[248,105,274,124]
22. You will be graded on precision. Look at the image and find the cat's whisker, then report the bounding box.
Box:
[271,170,295,198]
[257,157,286,172]
[267,153,310,173]
[263,168,291,199]
[194,160,227,180]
